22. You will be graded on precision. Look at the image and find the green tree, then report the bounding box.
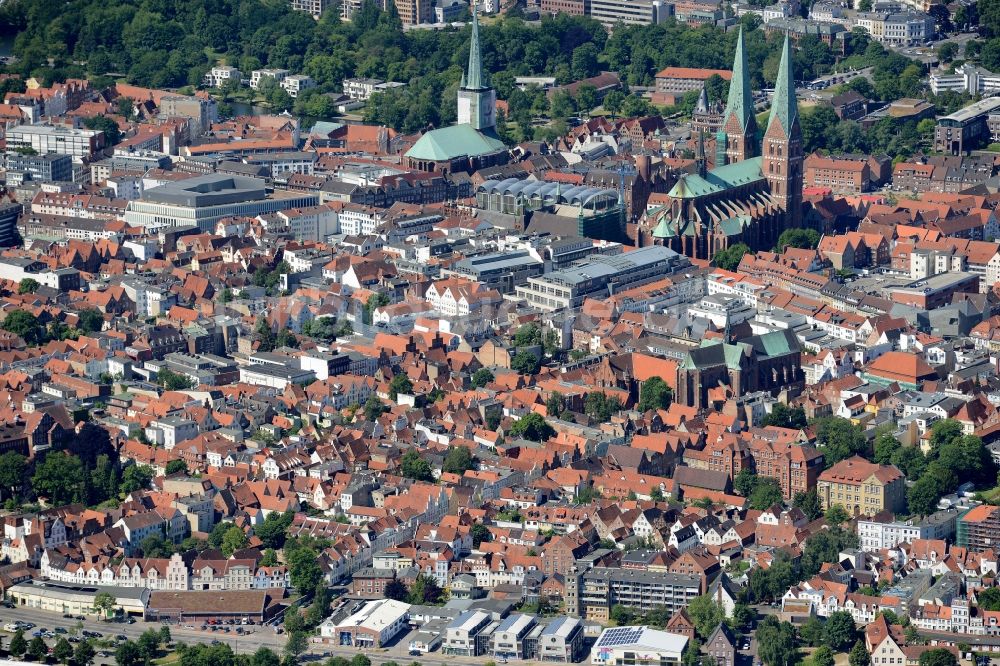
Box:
[799,617,824,647]
[115,640,143,666]
[165,459,188,475]
[9,629,26,658]
[793,488,822,520]
[638,376,673,411]
[443,446,474,475]
[825,504,850,526]
[389,374,414,401]
[824,610,859,651]
[156,368,196,391]
[687,594,726,639]
[918,649,957,666]
[53,637,73,665]
[255,318,277,352]
[762,403,807,429]
[802,527,858,577]
[734,468,757,497]
[120,463,154,494]
[252,648,280,666]
[406,573,444,605]
[850,641,871,666]
[713,243,750,271]
[27,635,47,662]
[400,449,434,481]
[2,309,44,345]
[0,450,26,499]
[83,115,122,145]
[384,577,409,601]
[603,90,625,118]
[813,646,835,666]
[471,522,491,547]
[471,368,494,388]
[32,451,87,505]
[510,350,541,375]
[814,417,867,467]
[756,618,798,666]
[94,591,117,619]
[513,324,542,347]
[363,394,387,421]
[74,639,96,666]
[274,328,298,349]
[873,431,902,465]
[288,547,324,592]
[285,632,309,660]
[78,308,105,333]
[749,477,784,510]
[776,228,820,251]
[17,278,39,294]
[221,526,249,556]
[978,587,1000,610]
[584,391,623,421]
[509,412,555,442]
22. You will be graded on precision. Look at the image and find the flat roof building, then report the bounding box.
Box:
[515,245,689,311]
[319,599,411,648]
[124,174,318,232]
[590,626,689,666]
[9,580,149,618]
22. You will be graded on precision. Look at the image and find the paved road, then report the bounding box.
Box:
[0,606,575,666]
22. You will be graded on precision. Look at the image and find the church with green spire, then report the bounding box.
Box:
[404,6,509,175]
[644,30,803,262]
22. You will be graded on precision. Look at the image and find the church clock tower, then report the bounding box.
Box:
[762,35,803,228]
[457,4,497,133]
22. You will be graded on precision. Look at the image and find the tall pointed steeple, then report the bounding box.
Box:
[466,3,485,90]
[716,27,759,167]
[457,3,497,132]
[767,34,797,136]
[762,33,803,229]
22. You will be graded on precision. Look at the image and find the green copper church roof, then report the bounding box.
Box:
[767,34,798,135]
[666,157,764,200]
[465,4,487,90]
[405,124,506,161]
[723,27,755,133]
[652,213,674,238]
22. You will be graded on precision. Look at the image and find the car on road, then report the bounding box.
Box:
[3,623,18,632]
[116,634,128,642]
[55,628,67,634]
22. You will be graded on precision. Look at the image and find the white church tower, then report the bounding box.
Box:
[457,5,496,132]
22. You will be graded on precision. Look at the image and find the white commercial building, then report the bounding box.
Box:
[930,63,1000,96]
[318,599,410,648]
[7,124,104,159]
[591,626,688,666]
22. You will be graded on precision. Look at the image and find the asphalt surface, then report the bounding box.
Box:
[0,605,572,666]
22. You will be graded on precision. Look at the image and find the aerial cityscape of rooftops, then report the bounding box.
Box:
[6,1,1000,666]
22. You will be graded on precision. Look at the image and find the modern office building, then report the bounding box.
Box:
[4,152,73,184]
[7,124,105,159]
[492,613,537,660]
[124,174,318,232]
[930,63,1000,96]
[535,617,586,662]
[515,245,689,311]
[0,202,22,248]
[587,0,674,27]
[448,251,545,294]
[934,97,1000,154]
[444,610,494,656]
